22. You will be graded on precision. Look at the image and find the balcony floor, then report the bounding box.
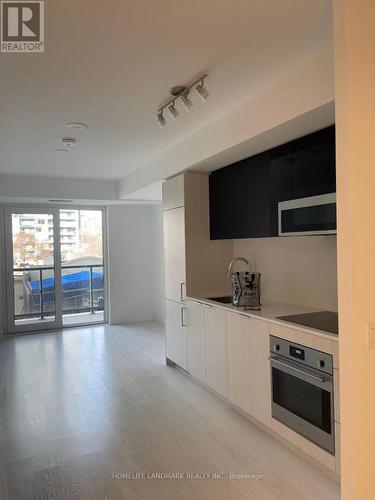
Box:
[63,311,105,326]
[14,311,105,329]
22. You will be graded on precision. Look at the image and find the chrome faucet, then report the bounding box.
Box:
[227,257,251,278]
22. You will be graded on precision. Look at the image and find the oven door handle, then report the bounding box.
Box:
[269,356,326,383]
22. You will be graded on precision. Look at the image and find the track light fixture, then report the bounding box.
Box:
[156,73,209,127]
[167,102,179,120]
[157,111,166,127]
[180,92,194,112]
[196,81,209,101]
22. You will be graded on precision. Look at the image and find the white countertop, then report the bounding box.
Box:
[187,295,339,342]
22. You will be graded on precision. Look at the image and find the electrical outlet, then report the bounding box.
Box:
[368,324,375,349]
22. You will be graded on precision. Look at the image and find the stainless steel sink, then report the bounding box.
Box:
[205,296,232,304]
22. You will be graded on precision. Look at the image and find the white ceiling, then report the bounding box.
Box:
[0,0,333,181]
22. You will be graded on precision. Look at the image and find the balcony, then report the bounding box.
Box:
[13,264,104,325]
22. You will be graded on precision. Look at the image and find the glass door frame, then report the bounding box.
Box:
[3,204,108,335]
[4,205,63,334]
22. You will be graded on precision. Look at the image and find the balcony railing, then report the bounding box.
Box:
[13,264,104,321]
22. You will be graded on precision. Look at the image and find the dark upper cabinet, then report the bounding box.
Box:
[291,145,331,198]
[244,152,271,238]
[209,161,247,239]
[209,126,336,240]
[210,152,270,239]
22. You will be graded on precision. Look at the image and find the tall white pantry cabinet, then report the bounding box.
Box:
[162,172,232,369]
[163,174,188,369]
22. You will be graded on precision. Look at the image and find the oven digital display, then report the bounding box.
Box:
[289,345,305,360]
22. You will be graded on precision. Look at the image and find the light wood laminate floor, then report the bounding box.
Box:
[0,323,340,500]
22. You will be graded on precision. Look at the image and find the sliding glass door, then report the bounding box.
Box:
[60,209,105,327]
[4,206,106,334]
[4,207,62,333]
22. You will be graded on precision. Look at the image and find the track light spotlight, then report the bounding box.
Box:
[180,92,194,112]
[157,111,166,127]
[168,103,179,120]
[196,81,209,101]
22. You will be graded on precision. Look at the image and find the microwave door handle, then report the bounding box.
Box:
[269,357,326,383]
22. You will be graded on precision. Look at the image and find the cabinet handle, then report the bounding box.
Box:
[238,313,250,319]
[180,282,186,302]
[181,307,187,327]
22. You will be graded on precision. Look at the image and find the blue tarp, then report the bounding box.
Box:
[30,270,104,304]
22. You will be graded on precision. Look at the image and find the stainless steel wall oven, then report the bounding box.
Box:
[269,336,335,454]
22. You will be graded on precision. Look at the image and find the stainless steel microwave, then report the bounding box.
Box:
[278,193,337,236]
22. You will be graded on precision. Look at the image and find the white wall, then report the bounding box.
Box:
[233,236,338,311]
[107,204,165,325]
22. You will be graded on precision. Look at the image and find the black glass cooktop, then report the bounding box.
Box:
[276,311,339,335]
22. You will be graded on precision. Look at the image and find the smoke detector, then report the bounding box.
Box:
[66,122,88,130]
[62,137,77,147]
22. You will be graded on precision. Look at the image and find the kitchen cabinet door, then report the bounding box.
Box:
[244,152,271,238]
[227,313,252,414]
[209,162,247,239]
[163,207,186,303]
[165,299,187,369]
[227,312,271,426]
[291,141,333,199]
[205,306,228,398]
[162,174,185,211]
[208,169,226,239]
[247,317,271,426]
[187,300,206,382]
[293,126,336,198]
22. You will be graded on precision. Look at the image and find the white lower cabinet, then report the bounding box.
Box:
[186,301,271,427]
[204,306,228,398]
[187,300,206,381]
[187,300,228,394]
[227,311,271,427]
[165,299,188,370]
